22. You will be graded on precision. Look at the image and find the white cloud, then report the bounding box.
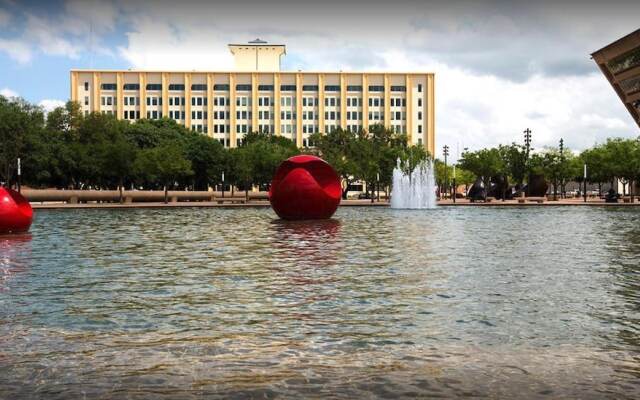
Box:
[0,38,32,64]
[25,14,81,59]
[38,99,65,113]
[0,87,18,98]
[376,51,636,158]
[0,0,119,63]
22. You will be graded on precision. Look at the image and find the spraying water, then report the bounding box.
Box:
[390,158,437,209]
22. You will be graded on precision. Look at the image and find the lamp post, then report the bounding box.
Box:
[376,172,380,202]
[524,128,532,197]
[583,163,587,203]
[453,164,456,203]
[443,145,449,200]
[17,158,21,193]
[559,138,564,198]
[221,171,225,198]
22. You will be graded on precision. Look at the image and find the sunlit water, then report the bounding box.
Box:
[391,159,437,209]
[1,207,640,399]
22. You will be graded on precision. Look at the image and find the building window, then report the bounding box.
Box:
[347,85,362,92]
[418,98,422,107]
[236,84,252,91]
[324,85,340,92]
[191,84,207,91]
[302,85,318,91]
[84,96,89,106]
[169,84,185,91]
[123,83,140,90]
[418,125,422,133]
[418,111,422,120]
[258,84,274,91]
[214,84,230,91]
[145,84,162,91]
[84,82,89,91]
[418,84,423,93]
[368,85,384,92]
[101,83,117,90]
[280,84,296,91]
[391,86,406,92]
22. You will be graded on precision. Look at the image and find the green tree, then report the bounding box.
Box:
[498,143,527,186]
[135,141,193,202]
[459,147,505,199]
[602,138,640,200]
[0,95,45,187]
[309,128,358,199]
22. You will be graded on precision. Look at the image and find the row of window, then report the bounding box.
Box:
[89,95,422,109]
[105,107,417,123]
[90,82,425,94]
[93,100,419,122]
[102,108,426,138]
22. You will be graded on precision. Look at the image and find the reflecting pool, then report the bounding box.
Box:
[1,207,640,398]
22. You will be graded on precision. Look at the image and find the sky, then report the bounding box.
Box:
[0,0,639,159]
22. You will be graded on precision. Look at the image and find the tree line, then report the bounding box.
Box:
[452,136,640,199]
[0,95,428,200]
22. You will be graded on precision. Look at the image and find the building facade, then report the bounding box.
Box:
[70,40,435,154]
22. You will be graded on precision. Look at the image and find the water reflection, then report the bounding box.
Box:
[0,233,32,291]
[1,207,640,398]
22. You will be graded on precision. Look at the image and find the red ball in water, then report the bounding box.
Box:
[269,155,341,220]
[0,187,33,234]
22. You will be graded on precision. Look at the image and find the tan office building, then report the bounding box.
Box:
[70,39,435,154]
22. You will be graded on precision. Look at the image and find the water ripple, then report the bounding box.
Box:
[1,207,640,398]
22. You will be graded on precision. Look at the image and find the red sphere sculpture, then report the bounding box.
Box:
[269,155,341,220]
[0,187,33,234]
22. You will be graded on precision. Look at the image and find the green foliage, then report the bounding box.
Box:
[498,143,527,184]
[458,147,505,185]
[8,94,640,197]
[0,96,45,184]
[311,125,425,199]
[134,141,192,187]
[228,132,299,191]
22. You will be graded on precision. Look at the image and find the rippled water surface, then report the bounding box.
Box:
[1,206,640,399]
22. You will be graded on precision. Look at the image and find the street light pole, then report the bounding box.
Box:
[443,145,449,200]
[583,163,587,203]
[376,172,380,202]
[17,158,21,193]
[221,171,225,199]
[453,164,456,203]
[524,128,532,197]
[559,138,564,199]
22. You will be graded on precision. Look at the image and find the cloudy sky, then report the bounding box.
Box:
[0,0,638,159]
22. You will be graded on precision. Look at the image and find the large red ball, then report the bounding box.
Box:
[269,155,341,220]
[0,187,33,234]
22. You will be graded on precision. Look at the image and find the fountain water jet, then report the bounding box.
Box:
[390,159,437,209]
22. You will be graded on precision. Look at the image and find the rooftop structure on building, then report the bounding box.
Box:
[70,40,435,154]
[592,29,640,128]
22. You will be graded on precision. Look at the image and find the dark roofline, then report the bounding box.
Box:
[591,28,640,57]
[228,43,286,47]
